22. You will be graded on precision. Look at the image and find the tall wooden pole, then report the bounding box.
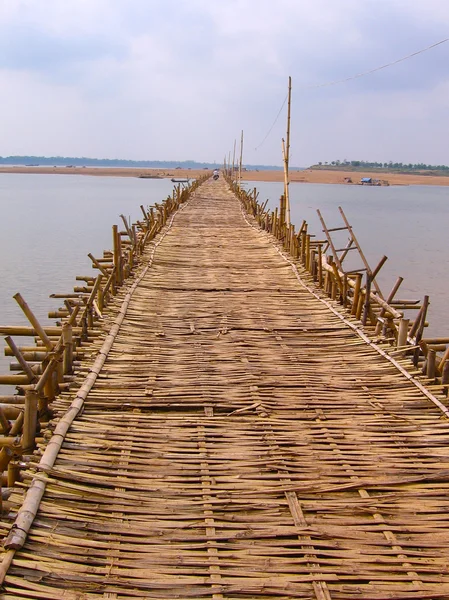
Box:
[232,139,236,178]
[228,151,231,177]
[238,130,244,190]
[284,76,292,226]
[281,139,290,227]
[286,76,292,172]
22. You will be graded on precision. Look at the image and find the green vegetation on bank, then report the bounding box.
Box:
[311,160,449,174]
[0,156,287,171]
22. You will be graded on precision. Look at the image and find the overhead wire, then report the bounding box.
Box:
[254,93,288,151]
[254,37,449,150]
[302,37,449,90]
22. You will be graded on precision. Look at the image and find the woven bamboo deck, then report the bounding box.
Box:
[3,178,449,599]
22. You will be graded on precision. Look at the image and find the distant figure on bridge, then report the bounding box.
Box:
[213,169,219,180]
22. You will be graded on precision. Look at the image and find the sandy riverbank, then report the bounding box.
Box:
[241,169,449,186]
[1,166,449,186]
[0,166,209,180]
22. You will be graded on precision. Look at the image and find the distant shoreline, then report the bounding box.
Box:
[1,166,449,186]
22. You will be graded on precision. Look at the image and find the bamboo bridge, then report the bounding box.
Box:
[1,176,449,599]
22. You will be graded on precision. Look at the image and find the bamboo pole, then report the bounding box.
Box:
[0,408,11,434]
[284,75,292,227]
[0,447,13,473]
[9,412,24,436]
[62,323,73,375]
[238,130,244,190]
[281,139,290,227]
[285,76,292,177]
[375,276,404,335]
[397,318,410,351]
[13,294,53,351]
[22,388,38,454]
[4,337,38,384]
[87,253,109,277]
[0,326,83,337]
[112,224,122,287]
[317,244,323,287]
[338,207,384,299]
[426,348,436,379]
[7,462,21,487]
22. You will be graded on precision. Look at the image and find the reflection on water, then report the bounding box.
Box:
[247,181,449,337]
[0,174,176,380]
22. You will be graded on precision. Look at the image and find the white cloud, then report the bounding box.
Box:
[0,0,448,165]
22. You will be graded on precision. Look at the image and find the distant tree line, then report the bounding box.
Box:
[0,155,286,171]
[311,159,449,171]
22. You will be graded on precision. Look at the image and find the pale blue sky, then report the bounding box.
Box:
[0,0,448,166]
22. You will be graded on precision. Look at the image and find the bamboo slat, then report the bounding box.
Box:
[2,178,449,599]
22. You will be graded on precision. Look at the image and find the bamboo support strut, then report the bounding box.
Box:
[13,294,53,351]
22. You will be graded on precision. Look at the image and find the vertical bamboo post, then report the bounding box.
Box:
[22,388,38,454]
[281,139,290,227]
[300,230,307,264]
[426,348,436,380]
[356,289,365,320]
[279,195,286,226]
[361,276,372,326]
[0,447,13,473]
[97,284,104,312]
[397,318,410,351]
[284,75,292,226]
[305,235,311,271]
[0,409,11,435]
[112,225,122,287]
[232,139,236,177]
[351,273,362,315]
[442,361,449,397]
[62,323,73,375]
[238,130,244,190]
[413,295,430,366]
[7,462,21,487]
[326,257,334,296]
[317,244,323,286]
[342,275,348,307]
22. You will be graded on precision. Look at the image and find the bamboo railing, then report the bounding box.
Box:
[0,176,208,513]
[229,176,449,398]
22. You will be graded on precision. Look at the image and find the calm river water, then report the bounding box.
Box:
[0,174,448,386]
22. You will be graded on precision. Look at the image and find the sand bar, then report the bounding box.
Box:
[1,165,448,186]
